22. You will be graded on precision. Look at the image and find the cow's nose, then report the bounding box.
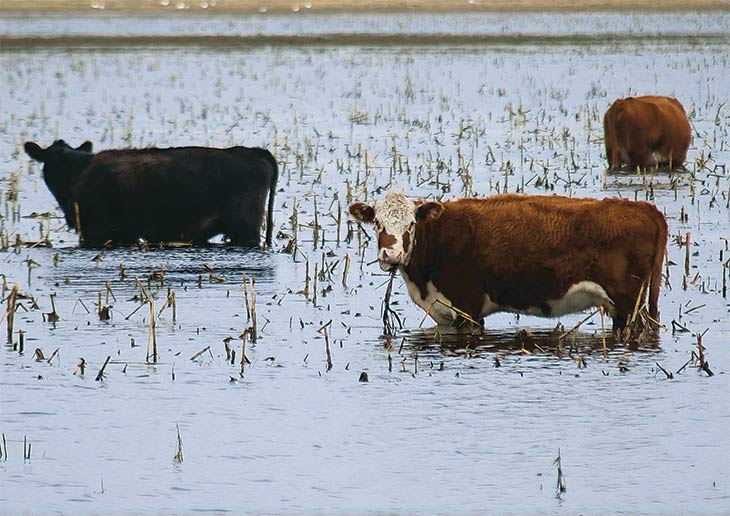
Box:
[380,248,402,264]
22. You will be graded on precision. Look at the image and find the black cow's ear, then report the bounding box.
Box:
[77,141,93,152]
[416,201,444,221]
[24,142,46,162]
[349,202,375,223]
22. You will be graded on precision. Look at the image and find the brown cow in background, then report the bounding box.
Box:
[604,95,691,171]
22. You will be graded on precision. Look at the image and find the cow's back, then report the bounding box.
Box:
[405,195,666,324]
[72,146,277,245]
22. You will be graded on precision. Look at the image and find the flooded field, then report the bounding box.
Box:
[1,12,729,512]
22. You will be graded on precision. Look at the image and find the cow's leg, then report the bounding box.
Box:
[605,141,614,171]
[187,214,222,245]
[227,224,262,248]
[224,193,266,247]
[608,281,646,335]
[607,143,622,172]
[627,142,653,169]
[671,142,689,170]
[611,312,627,333]
[80,229,119,248]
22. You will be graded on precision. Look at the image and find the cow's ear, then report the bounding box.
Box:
[349,202,375,223]
[24,142,46,162]
[77,141,93,152]
[416,201,444,221]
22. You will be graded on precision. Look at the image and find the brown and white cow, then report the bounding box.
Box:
[604,95,691,171]
[350,191,667,330]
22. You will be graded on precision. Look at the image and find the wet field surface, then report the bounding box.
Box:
[1,12,729,512]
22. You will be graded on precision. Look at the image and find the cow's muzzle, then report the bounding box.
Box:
[378,249,402,271]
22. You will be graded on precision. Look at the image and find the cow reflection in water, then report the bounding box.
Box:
[350,191,668,333]
[24,140,278,248]
[390,325,661,363]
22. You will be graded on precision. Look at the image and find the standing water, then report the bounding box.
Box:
[1,11,729,512]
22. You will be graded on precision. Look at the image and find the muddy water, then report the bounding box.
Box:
[1,12,729,512]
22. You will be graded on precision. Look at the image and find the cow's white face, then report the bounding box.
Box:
[349,191,443,271]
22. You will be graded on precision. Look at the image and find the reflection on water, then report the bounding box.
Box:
[395,324,661,359]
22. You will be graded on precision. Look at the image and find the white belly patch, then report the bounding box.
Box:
[549,281,614,316]
[401,271,457,325]
[481,293,544,318]
[400,273,614,325]
[482,281,615,319]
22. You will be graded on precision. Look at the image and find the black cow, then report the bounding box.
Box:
[24,140,278,248]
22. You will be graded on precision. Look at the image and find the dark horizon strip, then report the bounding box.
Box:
[1,32,728,49]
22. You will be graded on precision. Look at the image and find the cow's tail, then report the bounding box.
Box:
[648,206,669,320]
[261,149,279,248]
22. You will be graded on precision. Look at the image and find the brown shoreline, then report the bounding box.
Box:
[2,33,728,49]
[1,0,728,13]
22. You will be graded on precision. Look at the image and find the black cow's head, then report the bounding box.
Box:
[24,140,94,221]
[349,190,443,271]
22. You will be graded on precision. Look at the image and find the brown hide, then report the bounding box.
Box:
[403,195,668,327]
[604,95,691,171]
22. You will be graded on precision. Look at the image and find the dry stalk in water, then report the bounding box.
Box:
[240,329,251,375]
[5,284,19,345]
[24,435,31,462]
[247,275,257,342]
[303,257,310,300]
[554,448,567,498]
[158,289,176,324]
[242,272,251,322]
[190,346,211,362]
[655,361,674,379]
[174,424,184,463]
[693,331,714,376]
[223,336,233,362]
[97,292,110,321]
[342,253,351,288]
[318,320,333,371]
[74,358,86,376]
[557,309,599,343]
[599,307,608,359]
[313,263,319,306]
[419,298,482,329]
[46,347,59,365]
[147,299,158,364]
[620,281,662,345]
[45,293,60,323]
[382,269,402,336]
[95,355,111,381]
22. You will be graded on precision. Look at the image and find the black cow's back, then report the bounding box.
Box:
[73,146,277,247]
